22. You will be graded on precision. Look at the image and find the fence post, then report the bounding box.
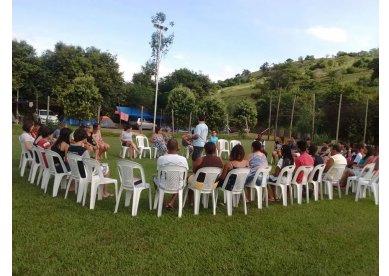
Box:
[312,93,315,141]
[289,95,297,138]
[268,91,272,140]
[140,106,144,134]
[275,88,281,139]
[46,96,50,125]
[335,94,342,143]
[363,99,369,144]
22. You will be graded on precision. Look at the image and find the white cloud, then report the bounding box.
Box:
[208,65,238,82]
[306,26,348,43]
[117,58,141,82]
[173,53,185,60]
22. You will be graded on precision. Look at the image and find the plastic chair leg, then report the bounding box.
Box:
[297,185,302,204]
[212,190,217,215]
[289,186,294,205]
[355,183,361,202]
[250,187,255,201]
[153,189,159,210]
[52,175,63,197]
[64,177,72,199]
[132,189,141,216]
[327,182,333,200]
[178,190,183,218]
[89,183,98,210]
[37,167,43,186]
[242,192,247,215]
[226,191,233,216]
[157,191,164,217]
[125,190,133,207]
[257,187,263,209]
[280,186,287,206]
[30,165,38,184]
[20,159,27,177]
[114,186,124,213]
[77,180,86,203]
[194,190,200,215]
[183,187,189,207]
[148,187,152,210]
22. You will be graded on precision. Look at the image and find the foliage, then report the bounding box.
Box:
[125,83,155,110]
[150,12,175,59]
[166,85,196,128]
[197,96,226,131]
[58,75,102,121]
[231,99,257,133]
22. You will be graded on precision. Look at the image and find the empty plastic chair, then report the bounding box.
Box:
[115,160,152,216]
[229,140,241,150]
[136,135,152,159]
[217,139,230,159]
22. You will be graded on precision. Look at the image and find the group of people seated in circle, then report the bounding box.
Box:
[19,119,112,198]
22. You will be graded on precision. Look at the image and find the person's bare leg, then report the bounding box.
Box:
[167,194,177,208]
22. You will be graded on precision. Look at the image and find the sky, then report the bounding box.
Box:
[12,0,379,82]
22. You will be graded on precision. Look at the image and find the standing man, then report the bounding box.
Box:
[192,114,208,161]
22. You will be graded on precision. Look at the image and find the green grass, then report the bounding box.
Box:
[13,128,378,275]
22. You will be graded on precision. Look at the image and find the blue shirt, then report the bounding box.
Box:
[208,136,218,144]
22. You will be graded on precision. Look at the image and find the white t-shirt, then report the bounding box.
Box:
[192,122,208,147]
[20,132,35,144]
[157,154,189,171]
[121,130,133,141]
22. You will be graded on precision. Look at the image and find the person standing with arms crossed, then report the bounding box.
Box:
[192,115,208,162]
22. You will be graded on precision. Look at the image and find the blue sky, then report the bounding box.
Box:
[12,0,378,82]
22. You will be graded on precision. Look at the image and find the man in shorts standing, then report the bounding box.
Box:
[192,115,208,161]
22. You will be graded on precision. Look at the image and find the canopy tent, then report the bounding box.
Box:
[100,116,116,128]
[115,106,161,120]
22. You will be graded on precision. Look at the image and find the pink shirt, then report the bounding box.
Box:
[294,152,314,183]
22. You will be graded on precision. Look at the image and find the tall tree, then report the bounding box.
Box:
[150,12,175,59]
[197,96,226,131]
[58,74,102,121]
[166,85,196,128]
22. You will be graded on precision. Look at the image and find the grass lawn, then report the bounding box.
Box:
[12,127,378,275]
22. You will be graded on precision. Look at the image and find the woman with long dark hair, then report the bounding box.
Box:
[51,127,72,172]
[268,144,294,201]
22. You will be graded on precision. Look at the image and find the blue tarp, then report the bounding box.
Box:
[116,106,161,120]
[62,116,96,127]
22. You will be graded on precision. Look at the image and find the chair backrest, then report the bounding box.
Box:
[250,166,271,187]
[308,164,325,182]
[370,172,379,185]
[83,157,104,182]
[36,146,49,169]
[157,165,188,192]
[275,165,296,185]
[359,163,376,180]
[136,135,146,148]
[218,139,229,151]
[67,152,84,179]
[31,145,41,165]
[193,167,222,191]
[323,164,346,182]
[222,168,250,192]
[45,149,68,174]
[291,165,314,184]
[230,140,241,149]
[117,160,146,189]
[19,135,33,159]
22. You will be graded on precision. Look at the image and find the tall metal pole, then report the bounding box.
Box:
[275,88,281,139]
[140,106,144,134]
[171,109,174,133]
[312,93,315,141]
[268,91,272,141]
[188,112,192,133]
[152,25,165,134]
[363,99,369,144]
[335,94,342,143]
[289,95,297,138]
[46,96,50,125]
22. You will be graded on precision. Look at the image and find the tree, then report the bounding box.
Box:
[150,12,175,60]
[58,75,102,121]
[197,96,226,131]
[166,85,196,128]
[368,58,379,80]
[260,62,270,75]
[231,99,257,133]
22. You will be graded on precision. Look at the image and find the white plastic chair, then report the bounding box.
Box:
[246,166,271,209]
[28,146,42,185]
[216,168,250,216]
[45,149,70,197]
[36,147,50,190]
[320,164,346,200]
[153,166,188,218]
[217,139,230,159]
[355,172,379,204]
[307,164,325,201]
[290,165,314,205]
[267,165,295,206]
[19,136,33,177]
[136,135,152,159]
[65,153,86,203]
[82,158,118,209]
[345,163,375,195]
[183,167,222,215]
[229,140,241,150]
[152,147,158,158]
[115,160,152,216]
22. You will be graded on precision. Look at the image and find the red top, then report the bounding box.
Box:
[37,139,51,167]
[294,152,314,183]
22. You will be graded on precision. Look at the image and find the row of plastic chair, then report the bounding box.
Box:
[217,139,241,159]
[120,135,157,160]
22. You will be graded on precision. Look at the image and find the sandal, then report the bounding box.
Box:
[268,197,275,202]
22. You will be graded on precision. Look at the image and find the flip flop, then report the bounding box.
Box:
[268,197,275,202]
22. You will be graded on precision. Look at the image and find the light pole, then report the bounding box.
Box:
[152,23,168,133]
